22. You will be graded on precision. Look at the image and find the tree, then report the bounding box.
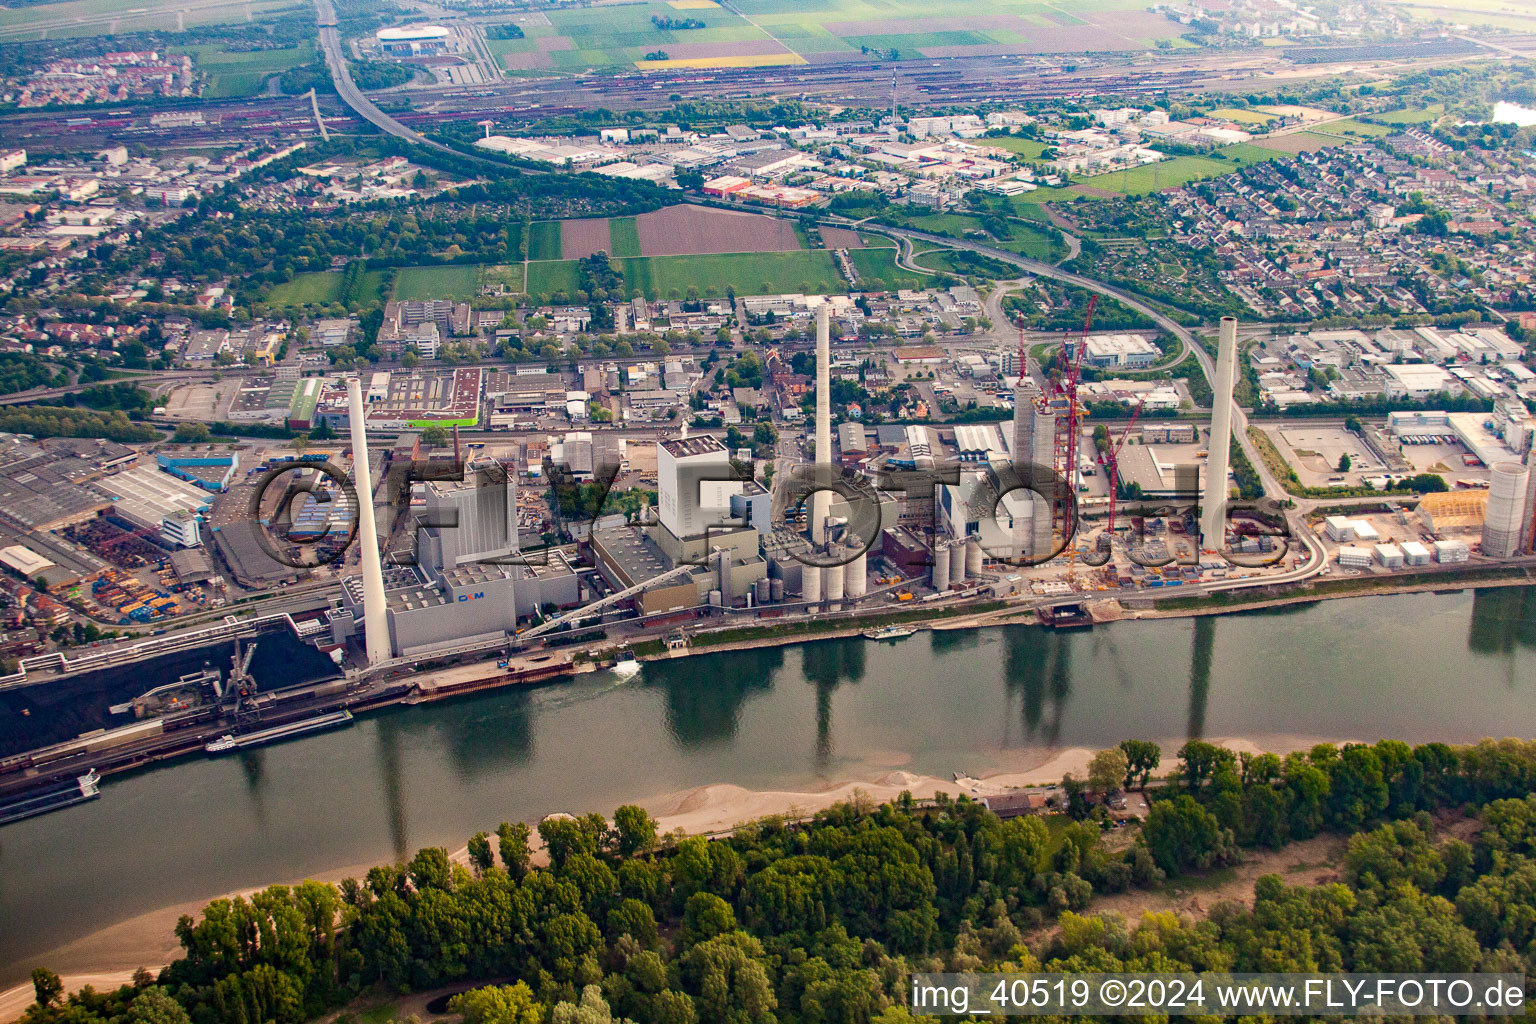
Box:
[497,821,532,880]
[680,891,737,948]
[421,423,448,448]
[126,987,193,1024]
[1338,453,1352,472]
[468,831,494,874]
[450,982,547,1024]
[1142,795,1236,874]
[613,804,657,857]
[1088,748,1129,798]
[173,422,211,444]
[31,968,62,1008]
[1120,740,1161,790]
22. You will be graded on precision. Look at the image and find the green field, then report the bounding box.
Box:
[1210,107,1276,125]
[175,42,315,98]
[266,268,388,309]
[392,265,481,302]
[1086,141,1312,196]
[1373,104,1445,125]
[992,223,1065,261]
[480,264,526,294]
[267,272,344,307]
[527,250,844,300]
[528,221,563,261]
[1317,118,1396,139]
[526,260,582,299]
[847,247,928,291]
[608,217,642,258]
[0,0,300,39]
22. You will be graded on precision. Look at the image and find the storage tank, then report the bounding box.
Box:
[965,536,983,577]
[845,540,868,600]
[769,578,784,602]
[1482,461,1529,559]
[932,540,951,589]
[824,544,846,603]
[948,539,965,585]
[802,564,822,604]
[708,589,723,607]
[755,578,771,604]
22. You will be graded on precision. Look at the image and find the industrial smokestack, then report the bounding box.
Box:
[1200,316,1238,552]
[347,377,390,666]
[812,303,831,545]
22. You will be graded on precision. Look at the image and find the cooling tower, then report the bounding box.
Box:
[1482,461,1529,559]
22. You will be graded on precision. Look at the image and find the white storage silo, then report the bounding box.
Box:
[1482,461,1529,559]
[965,536,983,577]
[845,545,868,600]
[932,541,951,589]
[948,539,965,585]
[825,544,846,603]
[802,564,822,604]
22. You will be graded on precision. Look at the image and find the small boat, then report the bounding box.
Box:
[863,624,918,641]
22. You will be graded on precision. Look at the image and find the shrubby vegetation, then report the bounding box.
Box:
[18,737,1536,1024]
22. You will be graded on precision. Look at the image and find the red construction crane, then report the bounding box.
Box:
[1104,397,1145,538]
[1052,296,1095,559]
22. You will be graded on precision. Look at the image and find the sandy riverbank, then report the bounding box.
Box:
[2,734,1354,1022]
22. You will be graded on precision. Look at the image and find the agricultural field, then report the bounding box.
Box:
[526,250,843,300]
[560,216,614,260]
[608,217,642,258]
[489,0,1180,73]
[1250,132,1340,154]
[0,0,300,40]
[527,221,563,262]
[1386,0,1536,31]
[392,265,480,303]
[532,205,802,262]
[174,41,315,98]
[818,226,865,249]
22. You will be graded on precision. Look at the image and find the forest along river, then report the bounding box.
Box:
[6,588,1536,978]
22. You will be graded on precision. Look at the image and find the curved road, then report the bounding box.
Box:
[315,0,466,157]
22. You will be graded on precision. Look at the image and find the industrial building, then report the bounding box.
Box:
[332,472,579,659]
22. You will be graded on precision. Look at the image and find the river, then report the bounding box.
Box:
[5,588,1536,979]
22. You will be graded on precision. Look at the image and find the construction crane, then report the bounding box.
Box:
[229,639,261,730]
[1103,397,1146,539]
[1052,295,1095,562]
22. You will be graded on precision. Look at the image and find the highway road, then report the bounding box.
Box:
[314,0,467,158]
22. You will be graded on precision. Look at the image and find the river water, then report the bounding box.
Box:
[5,588,1536,978]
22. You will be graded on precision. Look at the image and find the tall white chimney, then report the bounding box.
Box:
[1201,316,1238,552]
[812,303,832,545]
[347,376,390,665]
